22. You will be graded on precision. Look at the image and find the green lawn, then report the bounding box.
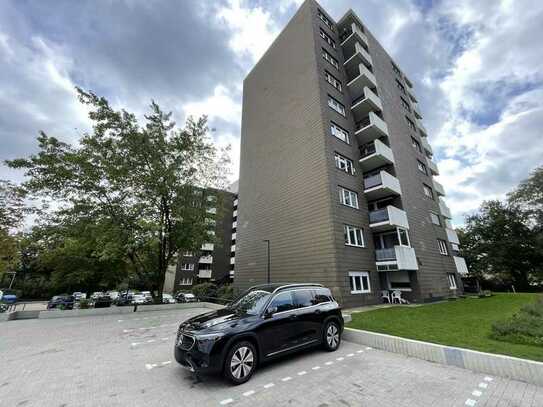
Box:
[346,293,543,362]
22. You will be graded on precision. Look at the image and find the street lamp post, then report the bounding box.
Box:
[263,240,270,283]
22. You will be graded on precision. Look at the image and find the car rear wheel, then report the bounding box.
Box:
[224,341,257,385]
[323,320,341,351]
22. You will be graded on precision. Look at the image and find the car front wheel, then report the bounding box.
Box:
[224,341,257,385]
[323,320,341,351]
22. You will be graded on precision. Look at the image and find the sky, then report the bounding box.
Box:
[1,0,542,226]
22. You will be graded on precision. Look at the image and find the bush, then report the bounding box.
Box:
[191,283,217,301]
[490,296,543,346]
[79,299,91,309]
[216,285,234,301]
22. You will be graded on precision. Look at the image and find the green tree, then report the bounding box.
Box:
[460,200,542,290]
[7,89,230,301]
[509,166,543,225]
[0,180,26,281]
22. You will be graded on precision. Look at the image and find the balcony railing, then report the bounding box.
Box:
[420,136,432,155]
[446,228,460,244]
[369,206,409,230]
[375,246,419,270]
[351,87,382,121]
[201,243,214,251]
[340,22,368,46]
[439,200,452,219]
[426,156,439,176]
[363,171,402,199]
[369,208,388,224]
[198,269,212,279]
[376,248,396,261]
[359,139,395,172]
[199,255,213,264]
[433,179,445,196]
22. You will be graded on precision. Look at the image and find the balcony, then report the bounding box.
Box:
[340,21,368,48]
[420,136,432,155]
[347,63,377,99]
[446,228,460,245]
[355,111,389,144]
[232,221,237,229]
[412,103,422,120]
[453,256,469,275]
[199,255,213,264]
[359,139,395,171]
[229,270,234,277]
[375,246,419,271]
[198,269,212,279]
[343,42,372,71]
[439,200,452,219]
[231,244,236,252]
[369,206,409,231]
[230,257,235,265]
[201,243,214,251]
[232,232,236,240]
[351,87,382,121]
[426,156,439,176]
[433,179,445,197]
[407,87,417,103]
[363,171,402,200]
[206,207,217,214]
[417,119,428,137]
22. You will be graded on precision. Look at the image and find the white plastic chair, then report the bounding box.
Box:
[381,290,391,303]
[391,290,404,304]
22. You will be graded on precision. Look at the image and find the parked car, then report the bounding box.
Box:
[94,295,112,308]
[132,294,147,305]
[115,293,134,306]
[174,283,343,384]
[47,294,75,310]
[72,292,87,301]
[162,294,176,304]
[106,291,120,301]
[140,291,153,304]
[90,291,104,300]
[176,292,197,303]
[0,289,17,304]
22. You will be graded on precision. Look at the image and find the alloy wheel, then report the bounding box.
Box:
[230,346,254,379]
[326,324,339,348]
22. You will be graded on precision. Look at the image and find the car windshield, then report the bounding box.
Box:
[228,289,271,315]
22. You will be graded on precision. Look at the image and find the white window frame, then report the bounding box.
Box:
[317,9,333,31]
[447,273,457,289]
[325,70,342,92]
[319,28,336,48]
[411,137,421,153]
[344,224,365,247]
[423,184,434,199]
[400,97,411,112]
[430,212,441,226]
[331,122,349,144]
[334,153,355,175]
[339,187,359,209]
[349,271,371,294]
[437,239,448,255]
[322,48,339,69]
[183,251,193,257]
[328,95,345,116]
[405,116,416,131]
[417,160,428,175]
[181,263,194,271]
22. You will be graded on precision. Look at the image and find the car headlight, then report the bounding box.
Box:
[195,332,225,353]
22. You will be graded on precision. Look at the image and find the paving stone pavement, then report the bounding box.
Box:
[0,308,542,407]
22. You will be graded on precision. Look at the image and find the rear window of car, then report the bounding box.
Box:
[293,290,314,308]
[269,291,295,313]
[313,288,333,304]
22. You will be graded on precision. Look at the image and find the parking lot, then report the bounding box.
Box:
[1,308,542,407]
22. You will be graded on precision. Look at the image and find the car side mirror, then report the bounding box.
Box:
[264,306,277,318]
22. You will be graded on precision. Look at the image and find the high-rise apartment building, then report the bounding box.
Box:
[235,0,469,306]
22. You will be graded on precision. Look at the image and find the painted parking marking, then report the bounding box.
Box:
[484,376,493,382]
[336,357,344,361]
[356,350,364,353]
[472,390,482,397]
[161,361,171,366]
[312,366,320,370]
[219,398,233,405]
[263,383,275,389]
[297,371,307,376]
[325,361,333,366]
[365,347,372,350]
[465,399,477,406]
[144,360,172,370]
[242,390,255,397]
[281,376,292,382]
[478,382,488,389]
[346,353,354,357]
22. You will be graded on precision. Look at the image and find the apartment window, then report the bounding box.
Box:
[317,9,334,31]
[451,243,460,252]
[396,79,406,95]
[320,28,336,49]
[411,137,422,153]
[328,95,346,116]
[181,263,194,271]
[330,122,350,144]
[324,70,342,92]
[339,187,359,209]
[437,239,449,255]
[344,225,365,247]
[349,271,371,294]
[180,277,193,286]
[405,116,416,131]
[398,228,410,246]
[183,251,193,257]
[392,62,401,76]
[334,153,355,174]
[400,97,411,112]
[430,212,441,226]
[417,160,428,175]
[423,184,434,199]
[322,48,339,69]
[447,273,457,289]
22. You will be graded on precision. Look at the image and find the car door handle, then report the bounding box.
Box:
[288,314,298,320]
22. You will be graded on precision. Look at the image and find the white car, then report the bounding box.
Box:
[132,294,147,304]
[162,294,176,304]
[107,291,120,301]
[90,292,103,300]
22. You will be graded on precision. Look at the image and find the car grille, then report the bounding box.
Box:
[178,332,195,350]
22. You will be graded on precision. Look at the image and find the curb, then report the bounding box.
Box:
[343,328,543,387]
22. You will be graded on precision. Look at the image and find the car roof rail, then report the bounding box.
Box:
[272,283,323,293]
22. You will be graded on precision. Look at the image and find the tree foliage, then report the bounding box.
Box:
[0,180,27,280]
[7,88,230,300]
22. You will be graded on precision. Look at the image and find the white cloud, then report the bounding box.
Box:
[182,84,241,125]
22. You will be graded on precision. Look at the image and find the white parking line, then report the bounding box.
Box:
[478,382,488,389]
[356,350,364,353]
[118,320,123,322]
[472,390,482,397]
[281,376,292,382]
[346,353,354,357]
[312,366,320,370]
[465,399,477,406]
[161,361,171,366]
[336,357,344,361]
[324,361,333,366]
[297,371,307,376]
[219,398,233,405]
[484,376,493,382]
[242,390,255,397]
[263,383,275,389]
[365,347,372,350]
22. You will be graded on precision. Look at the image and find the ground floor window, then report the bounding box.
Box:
[387,271,412,290]
[447,273,457,289]
[349,271,371,294]
[179,278,193,286]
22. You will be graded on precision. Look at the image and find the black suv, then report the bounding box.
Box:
[174,283,343,384]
